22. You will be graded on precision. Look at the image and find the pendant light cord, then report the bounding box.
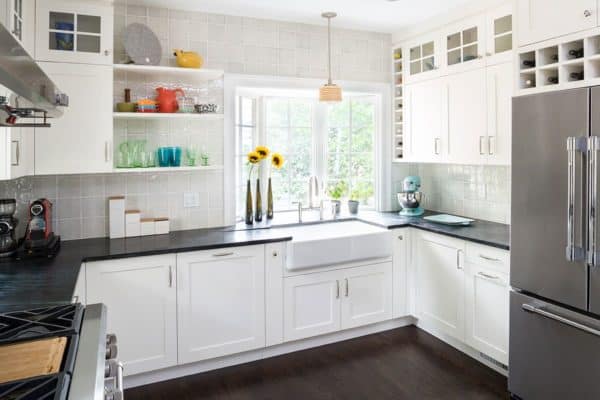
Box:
[327,16,332,85]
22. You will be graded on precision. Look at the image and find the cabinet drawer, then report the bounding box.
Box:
[177,244,264,263]
[465,242,509,274]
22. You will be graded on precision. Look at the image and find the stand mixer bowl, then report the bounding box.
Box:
[0,199,16,217]
[397,192,422,210]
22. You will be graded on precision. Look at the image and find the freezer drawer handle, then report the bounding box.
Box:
[566,137,586,262]
[589,136,599,267]
[522,303,600,338]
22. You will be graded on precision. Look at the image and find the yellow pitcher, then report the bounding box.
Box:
[173,49,203,69]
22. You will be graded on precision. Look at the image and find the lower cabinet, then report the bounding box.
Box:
[85,255,178,376]
[176,245,266,364]
[283,262,392,342]
[414,231,465,341]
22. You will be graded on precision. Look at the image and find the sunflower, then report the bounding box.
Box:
[271,153,284,169]
[247,151,261,164]
[255,146,270,159]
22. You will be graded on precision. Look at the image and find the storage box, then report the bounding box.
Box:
[154,217,169,235]
[125,210,141,237]
[108,196,125,239]
[140,218,155,236]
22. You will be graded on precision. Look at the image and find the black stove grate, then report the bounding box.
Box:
[0,373,69,400]
[0,304,84,345]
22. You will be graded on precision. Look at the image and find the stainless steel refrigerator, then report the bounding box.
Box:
[511,87,600,399]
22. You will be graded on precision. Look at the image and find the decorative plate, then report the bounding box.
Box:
[123,23,162,66]
[423,214,475,226]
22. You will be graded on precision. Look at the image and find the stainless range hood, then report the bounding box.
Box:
[0,23,68,127]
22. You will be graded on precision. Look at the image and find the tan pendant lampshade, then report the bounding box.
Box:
[320,12,342,102]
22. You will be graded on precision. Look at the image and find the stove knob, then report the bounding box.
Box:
[105,344,118,359]
[104,389,123,400]
[106,333,117,346]
[105,359,119,378]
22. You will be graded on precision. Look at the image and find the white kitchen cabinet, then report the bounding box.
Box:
[35,0,113,65]
[284,262,393,342]
[404,78,445,162]
[444,15,486,73]
[85,255,178,376]
[0,0,34,55]
[414,231,465,341]
[284,269,342,342]
[486,3,513,65]
[340,263,393,329]
[405,32,442,84]
[486,62,512,165]
[465,263,509,365]
[517,0,597,47]
[0,126,34,181]
[34,62,112,175]
[177,245,266,364]
[447,68,487,164]
[392,229,409,318]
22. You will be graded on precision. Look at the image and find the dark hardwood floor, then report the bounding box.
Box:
[125,326,509,400]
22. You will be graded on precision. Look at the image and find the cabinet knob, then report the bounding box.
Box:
[272,250,278,257]
[584,9,592,17]
[398,235,403,240]
[104,49,112,56]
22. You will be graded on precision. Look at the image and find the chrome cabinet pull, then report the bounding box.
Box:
[336,280,340,299]
[479,254,500,262]
[488,136,495,155]
[11,140,19,166]
[213,252,234,257]
[589,136,599,267]
[345,278,349,297]
[456,249,463,270]
[479,136,485,155]
[398,235,403,240]
[566,137,586,262]
[434,138,440,155]
[477,271,499,280]
[168,266,173,288]
[523,303,600,337]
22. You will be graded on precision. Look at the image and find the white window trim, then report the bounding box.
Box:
[224,74,392,225]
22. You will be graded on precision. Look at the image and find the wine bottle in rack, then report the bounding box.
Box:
[547,76,559,84]
[522,60,535,68]
[570,71,584,80]
[569,48,584,58]
[524,79,535,88]
[551,54,559,62]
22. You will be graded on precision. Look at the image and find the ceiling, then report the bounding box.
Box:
[116,0,476,33]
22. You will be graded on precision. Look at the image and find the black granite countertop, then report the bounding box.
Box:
[0,228,293,312]
[0,211,509,312]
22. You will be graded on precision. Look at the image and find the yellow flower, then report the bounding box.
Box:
[255,146,270,159]
[247,151,261,164]
[271,153,284,169]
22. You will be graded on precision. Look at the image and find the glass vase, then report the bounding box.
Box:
[267,178,274,220]
[255,178,263,222]
[245,179,253,225]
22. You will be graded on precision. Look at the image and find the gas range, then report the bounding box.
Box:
[0,304,122,400]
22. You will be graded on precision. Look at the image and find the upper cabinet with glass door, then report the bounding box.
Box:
[405,33,441,83]
[0,0,34,55]
[486,3,513,65]
[35,0,113,65]
[444,15,486,73]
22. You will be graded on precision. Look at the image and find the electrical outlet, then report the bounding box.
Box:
[183,192,200,208]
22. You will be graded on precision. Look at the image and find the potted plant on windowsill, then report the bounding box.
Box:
[348,183,374,215]
[328,181,347,215]
[348,191,360,215]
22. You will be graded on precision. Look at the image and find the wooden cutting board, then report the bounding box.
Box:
[0,337,67,384]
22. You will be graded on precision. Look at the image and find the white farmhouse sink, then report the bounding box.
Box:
[279,221,392,271]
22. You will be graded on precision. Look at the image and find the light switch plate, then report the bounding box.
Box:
[183,192,200,208]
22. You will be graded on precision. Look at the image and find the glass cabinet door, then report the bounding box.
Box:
[492,14,512,55]
[36,0,112,65]
[446,26,480,66]
[409,41,436,76]
[9,0,23,42]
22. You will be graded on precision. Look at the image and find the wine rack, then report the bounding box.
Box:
[393,46,404,161]
[518,32,600,92]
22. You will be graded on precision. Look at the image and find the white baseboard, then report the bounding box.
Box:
[124,317,415,389]
[415,320,508,377]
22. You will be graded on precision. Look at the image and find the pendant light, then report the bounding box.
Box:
[319,12,342,102]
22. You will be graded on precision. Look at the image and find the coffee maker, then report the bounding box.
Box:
[0,199,18,257]
[397,176,425,217]
[24,198,60,256]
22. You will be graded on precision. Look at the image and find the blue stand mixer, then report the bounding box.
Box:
[397,176,424,217]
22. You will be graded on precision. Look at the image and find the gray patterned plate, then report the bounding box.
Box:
[123,23,162,65]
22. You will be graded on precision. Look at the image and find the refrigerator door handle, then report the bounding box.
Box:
[566,137,586,262]
[589,136,599,267]
[522,303,600,338]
